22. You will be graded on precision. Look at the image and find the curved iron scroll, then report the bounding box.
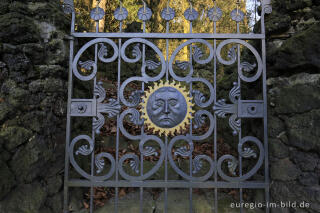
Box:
[72,38,119,81]
[69,135,116,181]
[63,1,272,212]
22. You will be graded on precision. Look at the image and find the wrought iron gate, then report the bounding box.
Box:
[62,0,272,212]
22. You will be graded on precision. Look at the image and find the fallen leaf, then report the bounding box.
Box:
[119,188,126,197]
[83,201,89,209]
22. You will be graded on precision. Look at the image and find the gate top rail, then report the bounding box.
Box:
[62,0,272,35]
[71,32,265,39]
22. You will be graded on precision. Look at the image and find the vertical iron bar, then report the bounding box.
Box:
[89,21,100,213]
[139,21,147,213]
[165,20,170,213]
[261,8,270,213]
[236,21,244,213]
[63,38,73,213]
[63,11,75,213]
[189,21,193,213]
[115,21,123,213]
[140,153,143,213]
[165,136,168,213]
[166,22,170,81]
[213,21,218,213]
[140,149,144,213]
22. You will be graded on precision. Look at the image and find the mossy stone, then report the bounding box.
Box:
[45,193,63,213]
[46,175,63,196]
[0,12,40,44]
[43,78,66,93]
[0,2,9,15]
[9,135,53,182]
[269,139,289,159]
[273,0,312,13]
[285,109,320,152]
[0,102,12,122]
[0,149,11,162]
[8,88,30,108]
[0,126,32,151]
[268,73,320,114]
[20,111,47,133]
[29,79,46,93]
[9,1,31,16]
[0,183,47,213]
[267,116,285,138]
[270,158,301,181]
[18,43,45,65]
[265,11,291,35]
[34,65,65,79]
[0,160,16,200]
[269,23,320,74]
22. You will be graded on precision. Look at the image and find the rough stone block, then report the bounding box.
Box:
[270,158,301,181]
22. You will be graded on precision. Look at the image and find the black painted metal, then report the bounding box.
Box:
[62,0,272,212]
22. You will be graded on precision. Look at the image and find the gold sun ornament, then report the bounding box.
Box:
[140,81,194,136]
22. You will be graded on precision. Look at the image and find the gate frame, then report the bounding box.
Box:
[62,0,272,212]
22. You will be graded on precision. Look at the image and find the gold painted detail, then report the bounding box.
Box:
[140,81,194,136]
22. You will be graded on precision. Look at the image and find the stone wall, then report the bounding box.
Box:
[0,1,69,212]
[0,0,319,213]
[265,0,320,212]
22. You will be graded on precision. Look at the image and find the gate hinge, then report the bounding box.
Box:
[238,100,264,118]
[70,99,97,117]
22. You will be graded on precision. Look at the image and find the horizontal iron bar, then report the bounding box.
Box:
[71,33,265,40]
[67,179,268,189]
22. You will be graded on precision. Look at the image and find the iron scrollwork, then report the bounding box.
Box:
[68,35,266,183]
[93,82,121,134]
[70,81,121,134]
[216,39,263,82]
[62,0,74,14]
[262,0,272,14]
[168,135,215,181]
[115,37,168,181]
[213,80,264,135]
[169,39,215,107]
[115,36,218,181]
[62,1,271,211]
[118,135,165,181]
[217,136,264,182]
[69,135,116,181]
[213,82,241,136]
[213,82,264,135]
[69,82,120,180]
[119,38,166,107]
[72,38,119,81]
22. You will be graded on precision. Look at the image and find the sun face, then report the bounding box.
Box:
[140,81,194,136]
